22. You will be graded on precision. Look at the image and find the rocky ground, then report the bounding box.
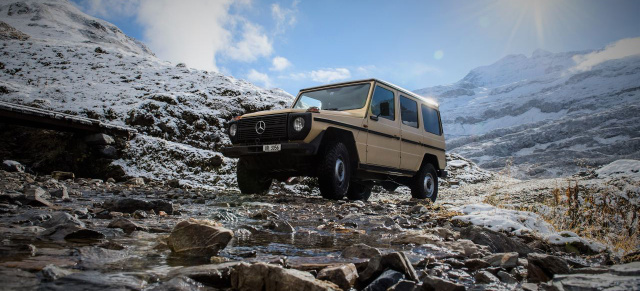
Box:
[1,161,639,291]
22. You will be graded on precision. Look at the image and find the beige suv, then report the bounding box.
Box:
[222,79,447,201]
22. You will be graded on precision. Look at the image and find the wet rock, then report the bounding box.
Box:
[41,264,73,281]
[342,243,381,259]
[50,186,70,200]
[388,280,418,291]
[397,232,442,245]
[265,219,295,233]
[51,171,75,181]
[133,209,148,219]
[168,262,241,288]
[363,269,404,291]
[0,266,40,290]
[359,252,418,285]
[64,229,106,242]
[150,276,206,291]
[24,186,54,207]
[421,274,465,291]
[167,219,233,257]
[84,133,115,145]
[40,271,145,290]
[464,259,490,272]
[103,198,174,214]
[526,253,570,283]
[108,218,145,234]
[99,241,126,250]
[0,192,25,204]
[231,262,339,291]
[2,160,25,172]
[460,226,533,255]
[317,263,358,290]
[126,177,145,186]
[484,252,519,269]
[41,212,85,229]
[167,179,181,188]
[547,262,640,290]
[496,270,517,284]
[474,270,499,284]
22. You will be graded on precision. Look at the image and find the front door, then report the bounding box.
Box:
[365,84,400,169]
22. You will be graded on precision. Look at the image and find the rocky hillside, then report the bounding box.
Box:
[416,45,640,178]
[0,0,293,188]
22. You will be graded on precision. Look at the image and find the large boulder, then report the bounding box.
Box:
[527,253,571,283]
[231,262,339,291]
[460,226,533,255]
[359,252,418,286]
[2,160,25,172]
[547,262,640,290]
[362,269,404,291]
[342,244,381,259]
[167,219,233,257]
[103,198,174,214]
[317,264,358,290]
[23,186,53,207]
[167,262,241,288]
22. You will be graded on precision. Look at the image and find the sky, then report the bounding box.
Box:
[70,0,640,96]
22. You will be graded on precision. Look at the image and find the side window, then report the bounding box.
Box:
[422,104,442,135]
[400,96,418,128]
[370,86,395,120]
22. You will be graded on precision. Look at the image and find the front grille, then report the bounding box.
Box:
[235,114,288,144]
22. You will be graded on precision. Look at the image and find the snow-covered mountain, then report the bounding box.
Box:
[415,44,640,178]
[0,0,293,188]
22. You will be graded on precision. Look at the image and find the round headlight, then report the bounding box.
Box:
[293,116,305,132]
[229,123,237,136]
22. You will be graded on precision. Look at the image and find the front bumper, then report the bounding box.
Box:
[221,142,317,158]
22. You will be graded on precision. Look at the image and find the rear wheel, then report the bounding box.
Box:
[410,163,438,202]
[237,158,272,194]
[347,181,372,201]
[318,142,350,200]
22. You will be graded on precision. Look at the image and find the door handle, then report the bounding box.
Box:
[369,115,379,121]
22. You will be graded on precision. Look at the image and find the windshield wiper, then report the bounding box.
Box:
[324,108,339,111]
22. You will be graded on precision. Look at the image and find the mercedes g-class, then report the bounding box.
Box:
[222,79,446,201]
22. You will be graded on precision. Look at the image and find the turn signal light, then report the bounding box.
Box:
[232,116,242,121]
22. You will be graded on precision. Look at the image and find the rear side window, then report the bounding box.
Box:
[400,96,418,128]
[422,105,442,135]
[370,86,395,120]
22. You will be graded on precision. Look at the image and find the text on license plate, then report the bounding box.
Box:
[263,144,281,152]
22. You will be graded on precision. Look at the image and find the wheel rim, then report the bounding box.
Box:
[335,158,345,184]
[423,173,435,198]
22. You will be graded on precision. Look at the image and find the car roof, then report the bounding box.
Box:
[299,78,439,108]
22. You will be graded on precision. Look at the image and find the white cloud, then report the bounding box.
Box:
[280,68,352,83]
[310,68,351,83]
[573,37,640,71]
[137,0,233,71]
[74,0,140,18]
[271,1,298,35]
[247,69,272,88]
[271,56,292,71]
[225,22,273,62]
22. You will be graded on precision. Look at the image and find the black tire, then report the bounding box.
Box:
[237,158,272,194]
[318,142,350,200]
[410,163,438,202]
[347,181,372,201]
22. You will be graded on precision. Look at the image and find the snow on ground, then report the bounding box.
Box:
[596,159,640,179]
[0,1,293,187]
[452,203,606,252]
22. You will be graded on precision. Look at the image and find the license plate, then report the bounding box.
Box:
[263,144,281,152]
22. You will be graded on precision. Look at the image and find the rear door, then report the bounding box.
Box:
[365,84,400,169]
[399,95,423,171]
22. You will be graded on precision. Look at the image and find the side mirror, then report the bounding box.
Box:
[380,102,390,117]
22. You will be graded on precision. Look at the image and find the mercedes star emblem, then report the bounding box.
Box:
[255,120,266,134]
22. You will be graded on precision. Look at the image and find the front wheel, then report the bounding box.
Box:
[347,181,372,201]
[318,142,351,200]
[237,158,272,194]
[410,163,438,202]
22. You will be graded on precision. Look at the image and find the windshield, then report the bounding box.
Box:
[293,83,371,111]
